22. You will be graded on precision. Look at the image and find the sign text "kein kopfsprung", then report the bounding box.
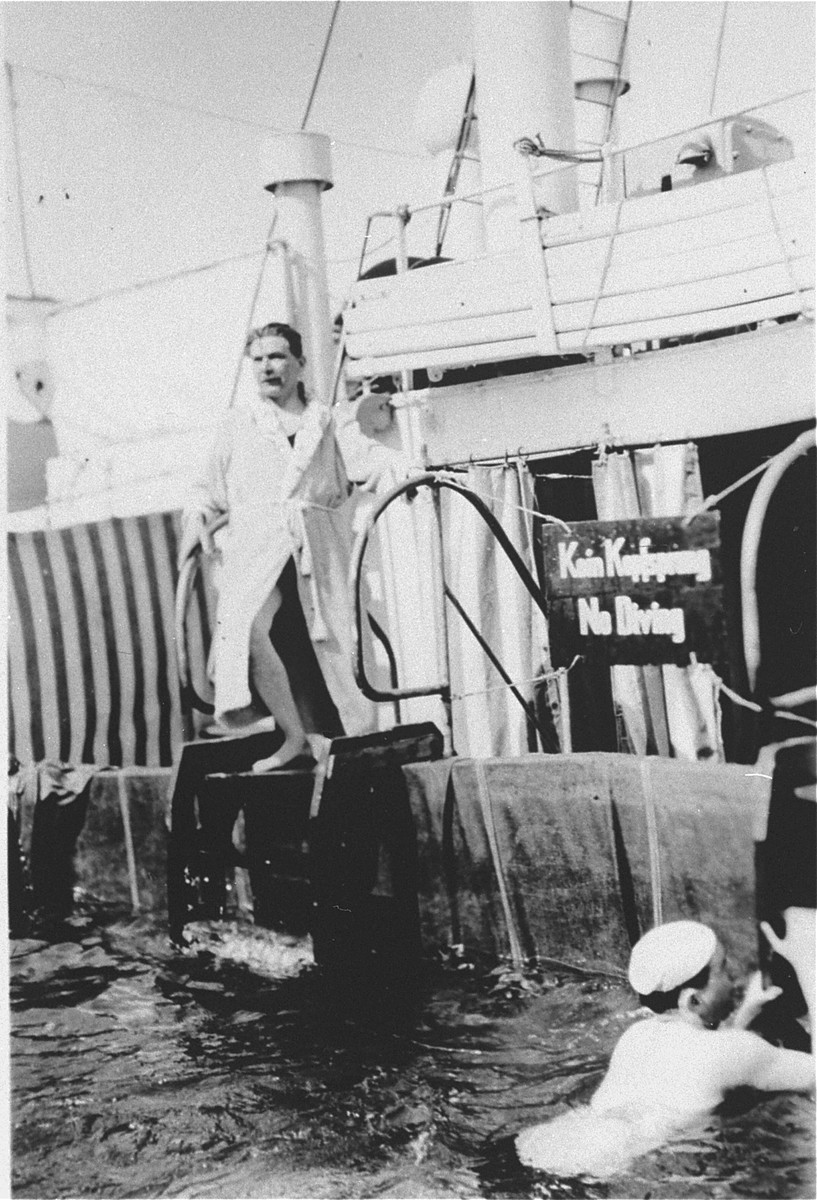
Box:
[557,536,712,585]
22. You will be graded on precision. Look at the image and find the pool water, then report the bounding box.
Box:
[9,906,816,1199]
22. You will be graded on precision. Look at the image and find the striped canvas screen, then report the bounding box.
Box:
[8,511,216,768]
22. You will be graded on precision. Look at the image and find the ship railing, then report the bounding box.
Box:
[349,472,556,758]
[343,87,814,381]
[354,88,815,278]
[594,87,815,204]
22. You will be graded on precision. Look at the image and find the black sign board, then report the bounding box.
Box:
[539,514,723,668]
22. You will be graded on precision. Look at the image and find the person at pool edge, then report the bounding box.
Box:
[179,321,390,772]
[515,909,815,1179]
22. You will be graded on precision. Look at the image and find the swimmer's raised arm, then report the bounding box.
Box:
[726,971,782,1031]
[760,907,816,1032]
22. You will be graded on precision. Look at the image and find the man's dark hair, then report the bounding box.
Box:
[245,322,303,359]
[639,962,711,1014]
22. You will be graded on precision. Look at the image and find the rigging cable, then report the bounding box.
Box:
[5,58,425,160]
[301,0,341,130]
[5,62,36,297]
[595,0,632,202]
[48,247,266,317]
[709,2,729,116]
[228,210,280,408]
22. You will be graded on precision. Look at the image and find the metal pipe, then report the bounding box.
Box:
[174,513,228,714]
[394,206,413,394]
[350,473,550,706]
[740,428,815,692]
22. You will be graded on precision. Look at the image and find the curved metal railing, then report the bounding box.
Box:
[350,472,553,755]
[175,513,228,715]
[175,477,556,751]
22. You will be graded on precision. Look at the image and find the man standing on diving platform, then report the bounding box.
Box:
[179,321,382,772]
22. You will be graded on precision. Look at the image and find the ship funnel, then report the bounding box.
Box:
[258,131,335,406]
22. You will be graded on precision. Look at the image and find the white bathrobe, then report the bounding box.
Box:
[183,396,374,736]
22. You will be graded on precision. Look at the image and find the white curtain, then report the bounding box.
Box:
[354,487,448,735]
[444,463,549,758]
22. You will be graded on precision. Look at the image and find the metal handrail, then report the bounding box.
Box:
[174,512,229,714]
[177,478,555,745]
[350,473,552,752]
[352,88,814,231]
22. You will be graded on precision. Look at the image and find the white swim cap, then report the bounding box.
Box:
[628,921,717,995]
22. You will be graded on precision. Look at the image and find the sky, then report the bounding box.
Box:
[3,1,814,450]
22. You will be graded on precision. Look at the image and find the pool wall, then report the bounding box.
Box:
[10,753,769,974]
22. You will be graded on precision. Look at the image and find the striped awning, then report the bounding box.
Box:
[8,511,215,768]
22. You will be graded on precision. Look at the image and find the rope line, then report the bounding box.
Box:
[581,199,624,351]
[330,234,394,266]
[48,247,266,317]
[443,473,573,533]
[760,162,810,316]
[6,62,36,296]
[301,0,340,130]
[5,58,427,161]
[595,0,632,202]
[43,228,393,317]
[684,439,813,522]
[514,136,603,163]
[451,657,581,703]
[708,2,729,117]
[717,677,817,730]
[458,477,573,535]
[228,211,279,408]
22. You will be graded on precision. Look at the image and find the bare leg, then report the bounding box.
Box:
[247,588,311,772]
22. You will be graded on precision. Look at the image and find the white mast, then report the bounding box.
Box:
[259,131,335,406]
[473,1,578,250]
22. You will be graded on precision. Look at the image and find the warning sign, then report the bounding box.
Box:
[539,514,724,667]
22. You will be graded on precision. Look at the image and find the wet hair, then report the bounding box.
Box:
[244,322,304,359]
[639,962,711,1014]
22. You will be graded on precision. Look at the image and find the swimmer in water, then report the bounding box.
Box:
[515,909,815,1179]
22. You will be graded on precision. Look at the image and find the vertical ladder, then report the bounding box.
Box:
[434,71,477,257]
[569,0,633,203]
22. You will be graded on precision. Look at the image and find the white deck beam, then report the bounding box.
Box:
[409,320,814,465]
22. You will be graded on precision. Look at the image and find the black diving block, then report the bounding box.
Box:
[166,723,444,945]
[308,722,445,985]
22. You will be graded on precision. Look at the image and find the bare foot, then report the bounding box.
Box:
[306,733,333,761]
[252,739,313,773]
[215,708,277,737]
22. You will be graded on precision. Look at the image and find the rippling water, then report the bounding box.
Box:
[10,906,815,1199]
